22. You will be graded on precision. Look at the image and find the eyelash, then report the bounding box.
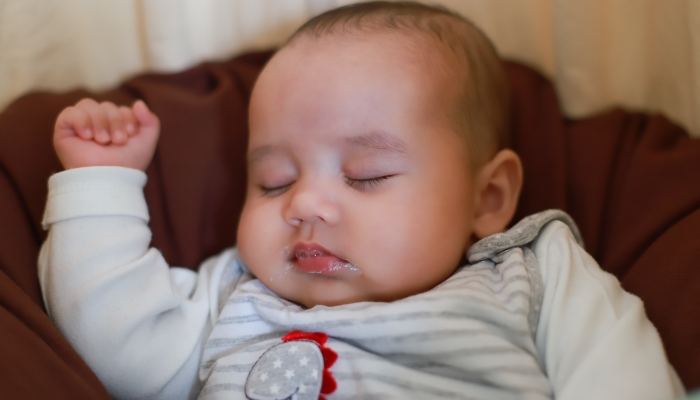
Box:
[260,183,293,197]
[259,176,391,197]
[345,176,391,190]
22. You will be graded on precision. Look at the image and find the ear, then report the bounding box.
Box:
[472,149,523,239]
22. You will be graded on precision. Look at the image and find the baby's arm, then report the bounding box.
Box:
[533,221,685,399]
[40,100,230,400]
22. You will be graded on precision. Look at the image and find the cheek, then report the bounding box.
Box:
[237,199,287,278]
[349,179,473,292]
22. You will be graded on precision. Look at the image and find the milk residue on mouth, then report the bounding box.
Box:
[305,259,360,275]
[270,261,294,283]
[271,245,360,279]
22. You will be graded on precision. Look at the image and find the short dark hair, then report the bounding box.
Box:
[286,1,510,167]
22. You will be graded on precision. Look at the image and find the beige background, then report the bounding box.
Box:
[1,0,698,137]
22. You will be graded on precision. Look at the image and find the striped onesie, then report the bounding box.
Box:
[40,167,684,400]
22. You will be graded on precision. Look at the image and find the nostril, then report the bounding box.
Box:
[284,186,340,226]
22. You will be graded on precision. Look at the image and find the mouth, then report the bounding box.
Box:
[287,242,359,275]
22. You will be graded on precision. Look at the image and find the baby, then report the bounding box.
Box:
[40,2,684,400]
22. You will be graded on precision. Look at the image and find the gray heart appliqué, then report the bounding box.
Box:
[245,340,324,400]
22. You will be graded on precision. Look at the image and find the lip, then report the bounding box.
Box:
[288,242,357,275]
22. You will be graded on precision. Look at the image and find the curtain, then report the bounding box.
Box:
[1,0,698,137]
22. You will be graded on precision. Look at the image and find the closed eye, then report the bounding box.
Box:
[260,182,294,197]
[345,176,392,190]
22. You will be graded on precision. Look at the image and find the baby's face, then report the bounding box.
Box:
[238,34,477,308]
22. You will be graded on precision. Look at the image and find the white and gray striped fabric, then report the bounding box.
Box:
[198,210,581,400]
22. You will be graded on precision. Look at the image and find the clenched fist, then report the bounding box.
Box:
[54,98,160,171]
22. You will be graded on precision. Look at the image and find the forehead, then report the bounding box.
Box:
[248,33,456,147]
[248,35,470,172]
[263,31,457,96]
[260,33,441,96]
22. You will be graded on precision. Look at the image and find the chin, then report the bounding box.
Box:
[294,285,369,309]
[295,295,352,309]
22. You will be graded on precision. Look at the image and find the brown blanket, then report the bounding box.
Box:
[0,51,698,397]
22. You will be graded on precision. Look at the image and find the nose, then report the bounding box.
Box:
[284,179,341,227]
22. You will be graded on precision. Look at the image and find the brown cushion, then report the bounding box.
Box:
[0,51,698,397]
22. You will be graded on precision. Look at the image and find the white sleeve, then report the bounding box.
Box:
[38,166,235,400]
[533,220,685,399]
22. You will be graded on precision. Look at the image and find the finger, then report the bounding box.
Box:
[76,99,111,144]
[73,108,95,140]
[75,98,100,109]
[56,106,94,140]
[132,100,160,132]
[102,102,127,145]
[119,106,139,137]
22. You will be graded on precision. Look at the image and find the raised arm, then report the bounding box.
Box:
[39,100,233,399]
[533,221,685,399]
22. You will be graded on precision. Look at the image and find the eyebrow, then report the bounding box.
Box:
[346,131,408,155]
[247,145,280,167]
[247,131,408,166]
